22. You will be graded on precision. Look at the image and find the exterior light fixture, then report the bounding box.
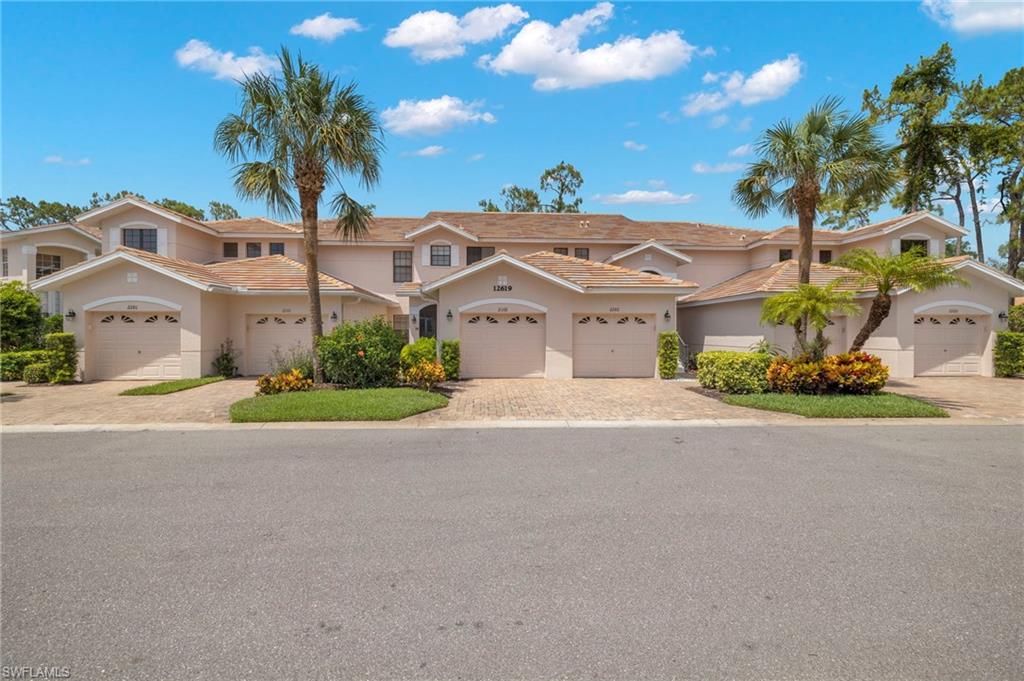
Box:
[330,310,338,322]
[446,309,453,321]
[64,309,76,320]
[664,310,671,320]
[998,311,1009,321]
[411,314,418,324]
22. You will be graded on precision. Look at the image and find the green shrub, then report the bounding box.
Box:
[405,359,446,391]
[44,332,77,384]
[400,337,436,375]
[1008,305,1024,333]
[22,362,49,384]
[42,314,64,336]
[270,343,313,379]
[0,349,52,381]
[994,331,1024,378]
[766,352,889,395]
[317,316,404,388]
[213,339,240,377]
[441,339,460,381]
[696,351,773,394]
[658,331,680,379]
[0,281,43,351]
[255,369,313,396]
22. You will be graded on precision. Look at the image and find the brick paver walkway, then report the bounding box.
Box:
[886,377,1023,419]
[414,378,787,422]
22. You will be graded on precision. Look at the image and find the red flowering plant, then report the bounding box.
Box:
[316,316,404,388]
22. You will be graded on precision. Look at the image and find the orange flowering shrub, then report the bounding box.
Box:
[404,359,446,391]
[256,369,313,396]
[767,352,888,395]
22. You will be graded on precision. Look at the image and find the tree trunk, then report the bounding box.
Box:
[849,292,891,353]
[952,181,965,256]
[1005,166,1023,278]
[965,172,984,261]
[300,191,325,383]
[796,202,815,346]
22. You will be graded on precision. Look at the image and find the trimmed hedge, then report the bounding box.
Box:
[658,331,680,379]
[22,363,49,384]
[441,339,460,381]
[767,352,888,395]
[1,350,52,381]
[317,317,404,388]
[44,332,78,384]
[696,351,772,394]
[400,337,436,376]
[1007,305,1024,333]
[994,331,1024,378]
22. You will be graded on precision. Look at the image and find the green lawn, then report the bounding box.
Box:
[120,376,226,396]
[722,392,949,418]
[229,387,448,422]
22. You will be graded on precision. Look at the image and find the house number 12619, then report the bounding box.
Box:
[493,284,512,292]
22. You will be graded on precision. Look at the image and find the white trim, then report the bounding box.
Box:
[637,267,674,277]
[404,220,479,242]
[75,197,219,235]
[29,250,219,292]
[589,286,697,295]
[458,298,549,313]
[606,241,693,264]
[31,241,94,256]
[0,223,102,244]
[421,253,585,294]
[912,299,994,315]
[83,295,183,312]
[949,259,1024,294]
[678,292,774,307]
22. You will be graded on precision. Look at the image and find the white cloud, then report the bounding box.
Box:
[382,96,497,136]
[728,143,753,157]
[647,179,667,189]
[682,54,804,116]
[175,39,278,81]
[595,189,697,205]
[709,114,730,129]
[384,4,529,61]
[692,161,745,174]
[702,70,726,84]
[479,2,700,91]
[290,13,363,42]
[623,140,647,151]
[921,0,1023,33]
[658,110,680,124]
[467,153,486,162]
[42,155,91,167]
[410,145,448,157]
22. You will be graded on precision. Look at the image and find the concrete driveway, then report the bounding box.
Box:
[0,379,255,425]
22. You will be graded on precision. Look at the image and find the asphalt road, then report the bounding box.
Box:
[2,426,1022,680]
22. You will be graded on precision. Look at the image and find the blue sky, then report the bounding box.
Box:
[2,2,1021,254]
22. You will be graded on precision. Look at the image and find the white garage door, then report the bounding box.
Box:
[914,315,985,376]
[573,314,655,378]
[94,312,182,380]
[460,313,546,378]
[247,315,311,375]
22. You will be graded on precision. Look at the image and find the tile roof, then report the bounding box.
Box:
[0,222,102,240]
[205,217,301,234]
[518,251,699,289]
[113,247,233,287]
[682,260,869,303]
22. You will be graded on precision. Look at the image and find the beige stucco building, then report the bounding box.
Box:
[5,196,1021,381]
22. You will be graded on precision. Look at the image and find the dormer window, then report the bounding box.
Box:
[430,244,451,267]
[122,228,157,253]
[901,239,929,256]
[779,249,793,262]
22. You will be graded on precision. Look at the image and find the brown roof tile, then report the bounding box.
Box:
[114,247,233,287]
[205,217,301,234]
[518,251,698,289]
[682,260,869,303]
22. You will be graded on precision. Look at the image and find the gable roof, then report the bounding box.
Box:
[606,240,693,264]
[754,211,968,247]
[0,222,102,243]
[205,217,301,235]
[30,247,392,303]
[420,250,697,295]
[680,260,869,306]
[75,196,217,234]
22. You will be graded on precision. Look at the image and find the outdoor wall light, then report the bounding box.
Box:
[664,310,671,320]
[411,314,418,324]
[330,310,338,322]
[998,311,1009,321]
[64,309,76,320]
[446,309,453,321]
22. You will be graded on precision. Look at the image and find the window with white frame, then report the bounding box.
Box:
[35,253,62,278]
[900,239,929,256]
[430,244,451,267]
[122,228,158,253]
[393,251,413,282]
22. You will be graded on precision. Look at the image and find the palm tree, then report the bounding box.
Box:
[836,247,966,352]
[761,281,861,359]
[214,49,384,382]
[734,97,895,341]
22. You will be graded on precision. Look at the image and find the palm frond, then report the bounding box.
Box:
[232,161,297,219]
[329,192,374,241]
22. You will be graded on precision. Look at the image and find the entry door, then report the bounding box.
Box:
[459,313,546,378]
[914,315,984,376]
[573,314,656,377]
[247,314,310,375]
[94,312,182,380]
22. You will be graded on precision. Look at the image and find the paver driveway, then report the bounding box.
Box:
[415,378,790,422]
[886,376,1023,419]
[0,379,255,425]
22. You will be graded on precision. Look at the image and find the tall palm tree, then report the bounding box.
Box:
[734,97,895,340]
[214,49,384,381]
[836,247,966,352]
[761,281,861,359]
